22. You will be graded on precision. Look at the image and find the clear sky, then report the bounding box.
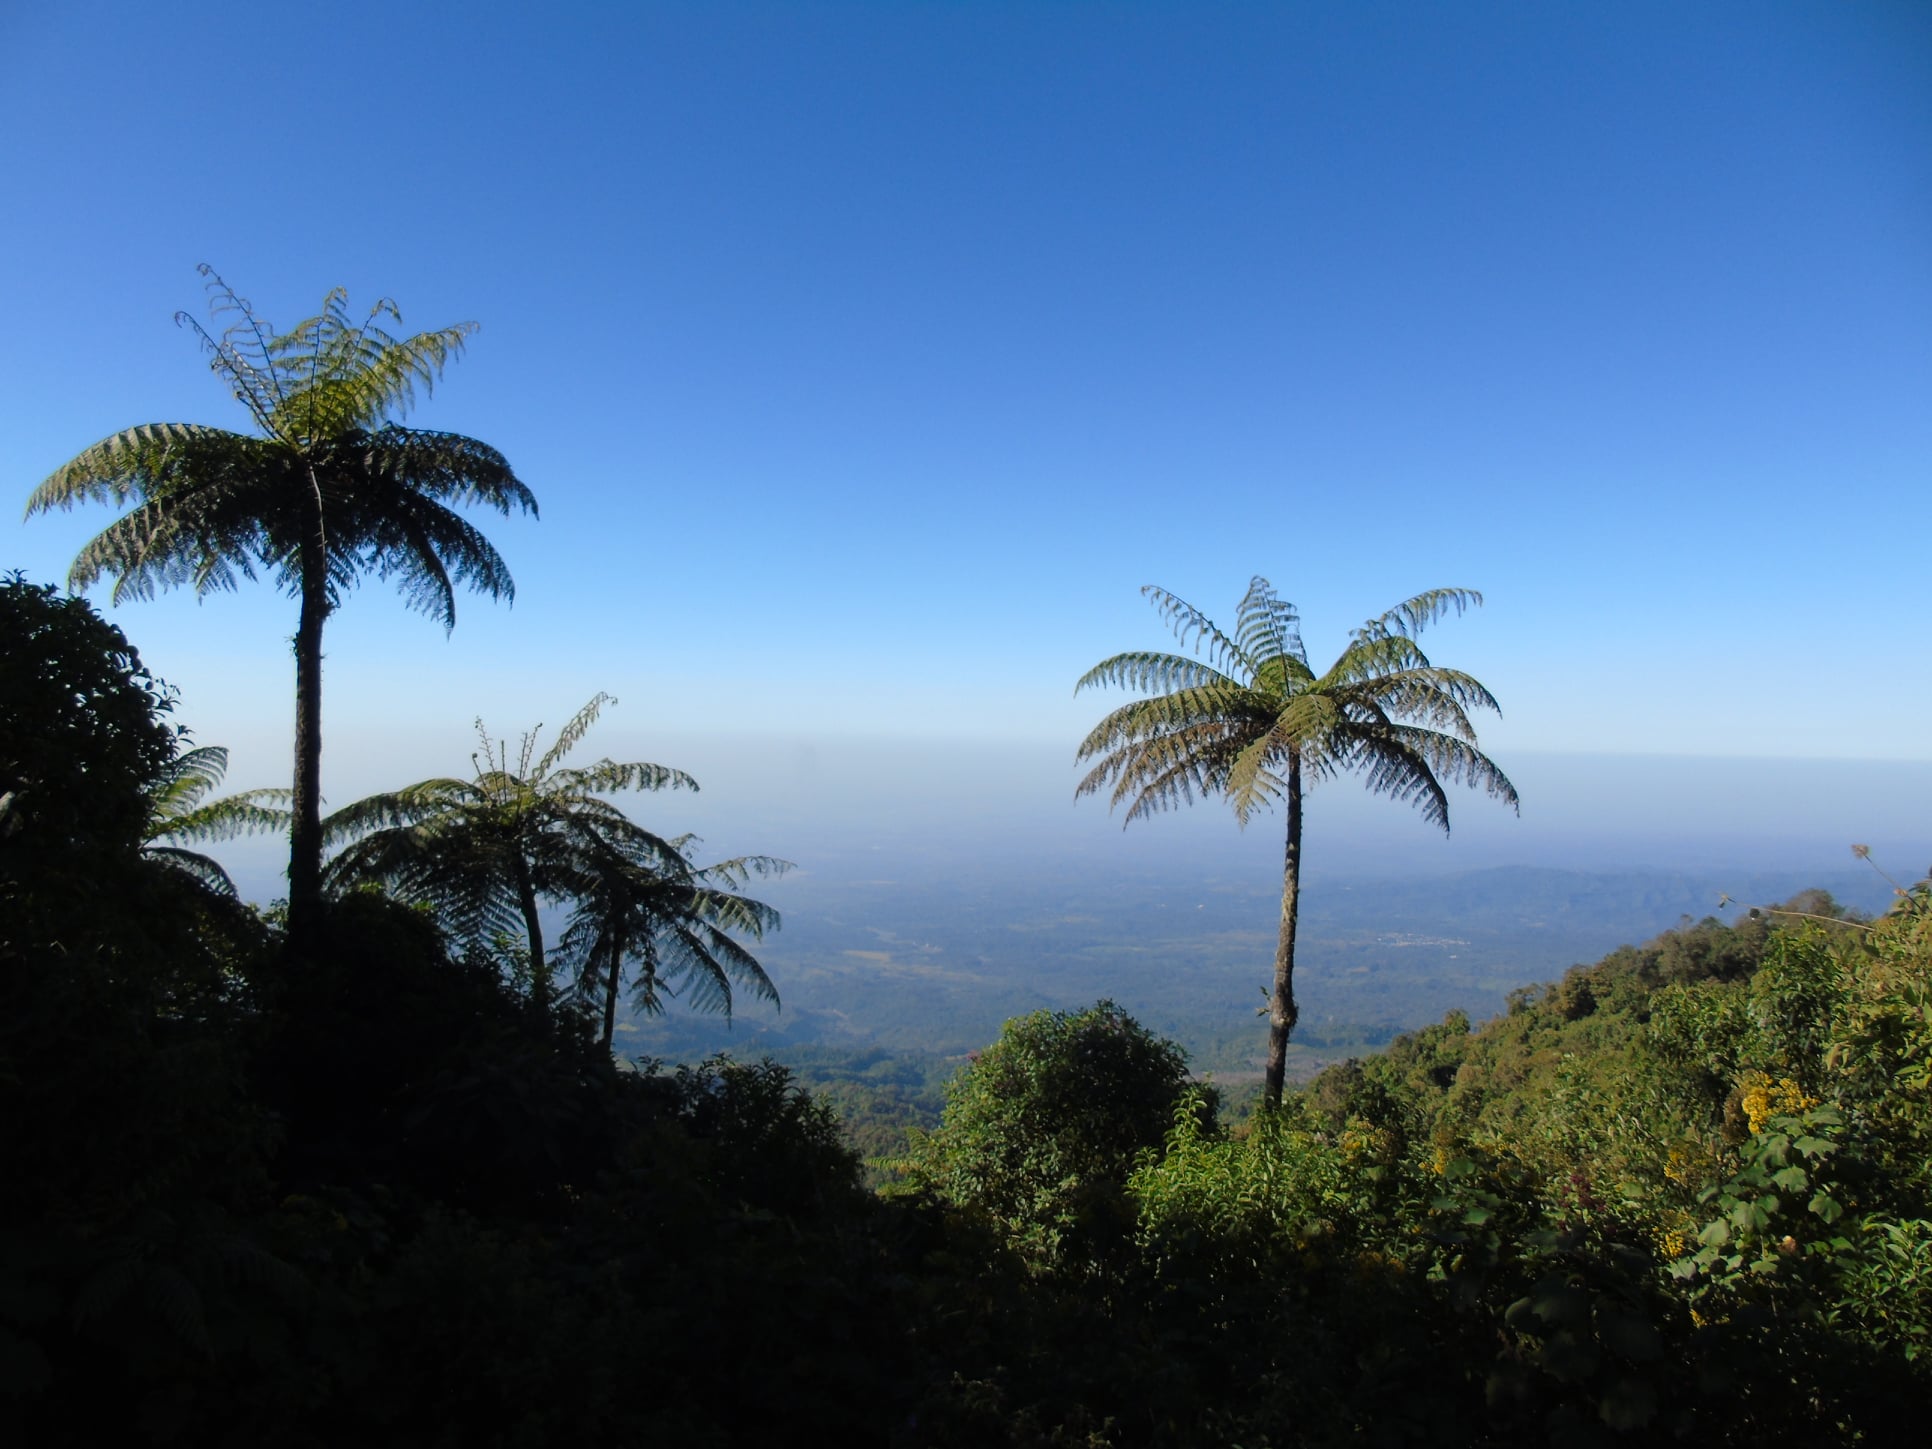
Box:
[4,1,1929,883]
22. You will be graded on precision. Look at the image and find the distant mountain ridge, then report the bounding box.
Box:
[618,861,1895,1077]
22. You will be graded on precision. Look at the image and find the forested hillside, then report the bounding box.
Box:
[6,573,1930,1445]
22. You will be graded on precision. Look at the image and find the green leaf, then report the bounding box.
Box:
[1530,1282,1592,1328]
[1595,1309,1664,1363]
[1599,1375,1659,1431]
[1535,1329,1600,1384]
[1808,1192,1843,1224]
[1771,1166,1809,1192]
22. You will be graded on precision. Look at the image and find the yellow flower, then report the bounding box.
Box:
[1739,1072,1818,1134]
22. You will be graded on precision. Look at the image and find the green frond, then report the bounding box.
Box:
[355,490,497,629]
[1078,719,1249,822]
[1074,684,1263,764]
[147,746,230,820]
[361,426,540,516]
[1233,576,1308,672]
[535,694,615,777]
[694,854,794,888]
[557,760,701,796]
[1373,665,1501,718]
[320,779,474,846]
[1319,632,1434,687]
[1075,650,1241,699]
[285,320,476,439]
[1382,727,1520,817]
[667,890,783,948]
[656,919,780,1016]
[179,267,289,432]
[24,423,259,518]
[323,822,526,946]
[1140,584,1258,679]
[144,845,240,897]
[1351,587,1484,644]
[1224,732,1290,826]
[153,789,293,845]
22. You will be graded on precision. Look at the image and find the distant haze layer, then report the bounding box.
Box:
[211,740,1932,906]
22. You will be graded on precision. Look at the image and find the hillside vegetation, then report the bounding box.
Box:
[7,574,1930,1446]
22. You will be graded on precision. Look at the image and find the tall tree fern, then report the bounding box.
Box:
[26,269,538,950]
[1077,577,1518,1106]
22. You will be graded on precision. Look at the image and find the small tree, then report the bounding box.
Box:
[0,574,177,867]
[895,1001,1212,1269]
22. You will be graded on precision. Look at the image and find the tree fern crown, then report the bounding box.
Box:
[24,267,538,630]
[1076,577,1519,832]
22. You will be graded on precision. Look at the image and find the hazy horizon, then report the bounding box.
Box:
[206,734,1932,909]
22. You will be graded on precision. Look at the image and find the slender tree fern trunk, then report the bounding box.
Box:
[286,530,329,954]
[515,856,548,1007]
[1263,750,1304,1107]
[601,926,626,1053]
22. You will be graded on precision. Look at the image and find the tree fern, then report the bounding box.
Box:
[26,268,537,949]
[322,695,752,1020]
[1078,577,1518,1106]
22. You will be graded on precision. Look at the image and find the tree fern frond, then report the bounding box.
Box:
[1223,733,1288,826]
[363,426,540,517]
[534,694,614,777]
[1319,632,1434,686]
[693,854,794,889]
[1074,685,1263,762]
[1346,732,1455,832]
[1141,584,1258,678]
[180,266,288,433]
[1369,665,1502,721]
[321,780,473,845]
[154,790,293,846]
[1382,727,1521,815]
[556,760,701,797]
[24,423,257,517]
[1351,587,1484,644]
[146,745,230,818]
[1234,576,1308,671]
[658,920,779,1015]
[1075,650,1241,699]
[144,845,240,896]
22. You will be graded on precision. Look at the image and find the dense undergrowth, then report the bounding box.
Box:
[5,577,1930,1446]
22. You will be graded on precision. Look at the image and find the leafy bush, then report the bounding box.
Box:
[893,1001,1212,1270]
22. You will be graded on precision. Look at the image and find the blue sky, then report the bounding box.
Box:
[4,1,1929,883]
